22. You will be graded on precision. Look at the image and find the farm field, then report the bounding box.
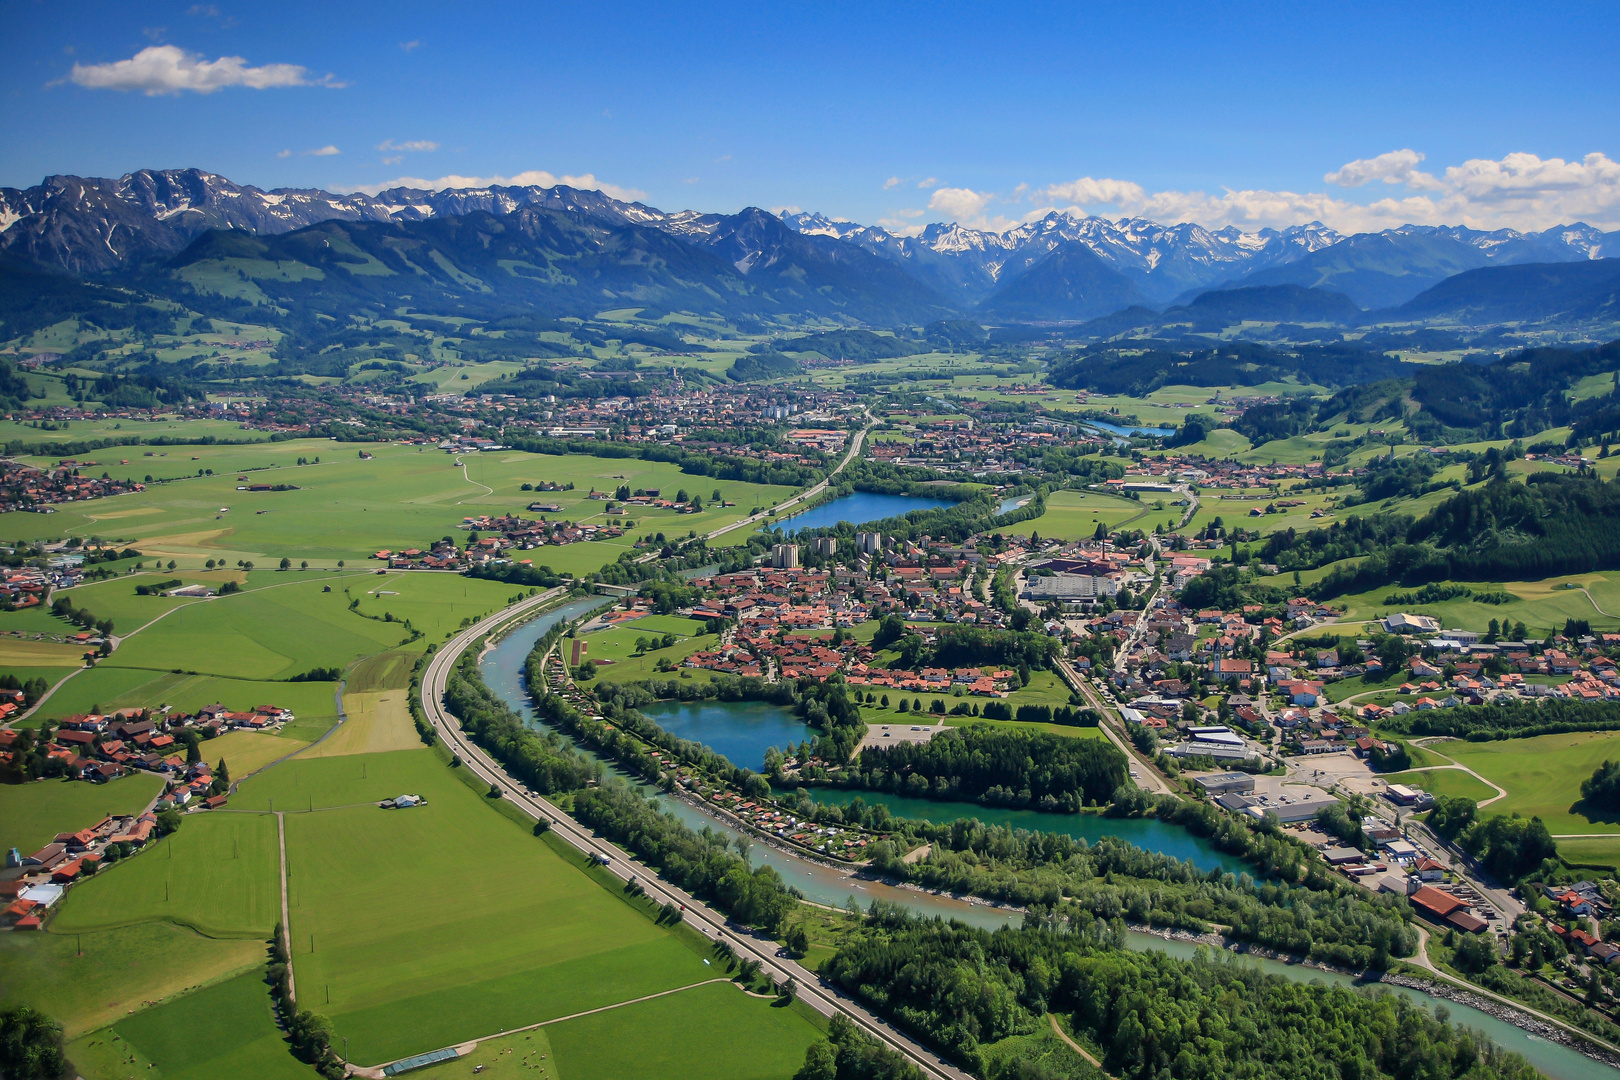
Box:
[197,728,309,777]
[0,443,796,571]
[0,416,268,449]
[308,688,418,757]
[101,577,411,681]
[65,969,309,1080]
[1437,731,1620,835]
[0,921,265,1041]
[1012,489,1149,541]
[0,772,163,856]
[265,748,738,1064]
[0,637,93,667]
[52,811,282,938]
[541,980,820,1080]
[345,571,528,641]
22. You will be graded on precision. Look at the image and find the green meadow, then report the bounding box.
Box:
[541,981,820,1080]
[1013,488,1149,541]
[1328,572,1620,637]
[0,773,164,856]
[65,969,309,1080]
[574,622,720,686]
[0,442,796,569]
[1391,767,1498,804]
[248,748,742,1064]
[52,812,282,938]
[101,578,412,681]
[1439,730,1620,836]
[0,922,264,1040]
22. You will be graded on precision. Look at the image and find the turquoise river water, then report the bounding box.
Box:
[477,601,1618,1080]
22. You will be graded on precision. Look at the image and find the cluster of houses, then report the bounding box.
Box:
[0,459,145,513]
[701,789,872,858]
[2,811,161,929]
[372,514,629,570]
[0,703,292,784]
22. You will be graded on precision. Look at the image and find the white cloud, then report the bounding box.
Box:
[376,139,439,153]
[924,187,1023,231]
[916,177,938,189]
[1037,176,1149,206]
[400,40,421,52]
[303,145,340,157]
[927,187,994,220]
[276,149,291,158]
[1324,149,1439,189]
[883,176,903,190]
[67,45,342,95]
[347,169,648,203]
[381,155,402,165]
[1025,150,1620,234]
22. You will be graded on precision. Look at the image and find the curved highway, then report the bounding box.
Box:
[420,587,966,1080]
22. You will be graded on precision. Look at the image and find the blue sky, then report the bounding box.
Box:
[4,1,1619,233]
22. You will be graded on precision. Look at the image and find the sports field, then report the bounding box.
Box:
[1438,730,1620,835]
[844,671,1105,740]
[52,812,281,938]
[1391,767,1498,804]
[0,772,163,856]
[1012,489,1147,541]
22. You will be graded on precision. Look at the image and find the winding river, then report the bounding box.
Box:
[478,604,1619,1080]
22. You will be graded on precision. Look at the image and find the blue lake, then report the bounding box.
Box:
[809,788,1249,876]
[640,698,813,771]
[1084,418,1176,438]
[779,490,957,533]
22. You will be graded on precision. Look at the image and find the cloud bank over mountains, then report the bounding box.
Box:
[888,150,1620,237]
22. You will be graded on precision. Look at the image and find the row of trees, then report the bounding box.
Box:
[1426,797,1559,882]
[443,650,596,795]
[1382,698,1620,741]
[572,780,797,932]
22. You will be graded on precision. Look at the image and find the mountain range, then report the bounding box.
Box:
[1,167,1617,331]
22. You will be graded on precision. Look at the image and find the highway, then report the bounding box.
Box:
[419,586,968,1080]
